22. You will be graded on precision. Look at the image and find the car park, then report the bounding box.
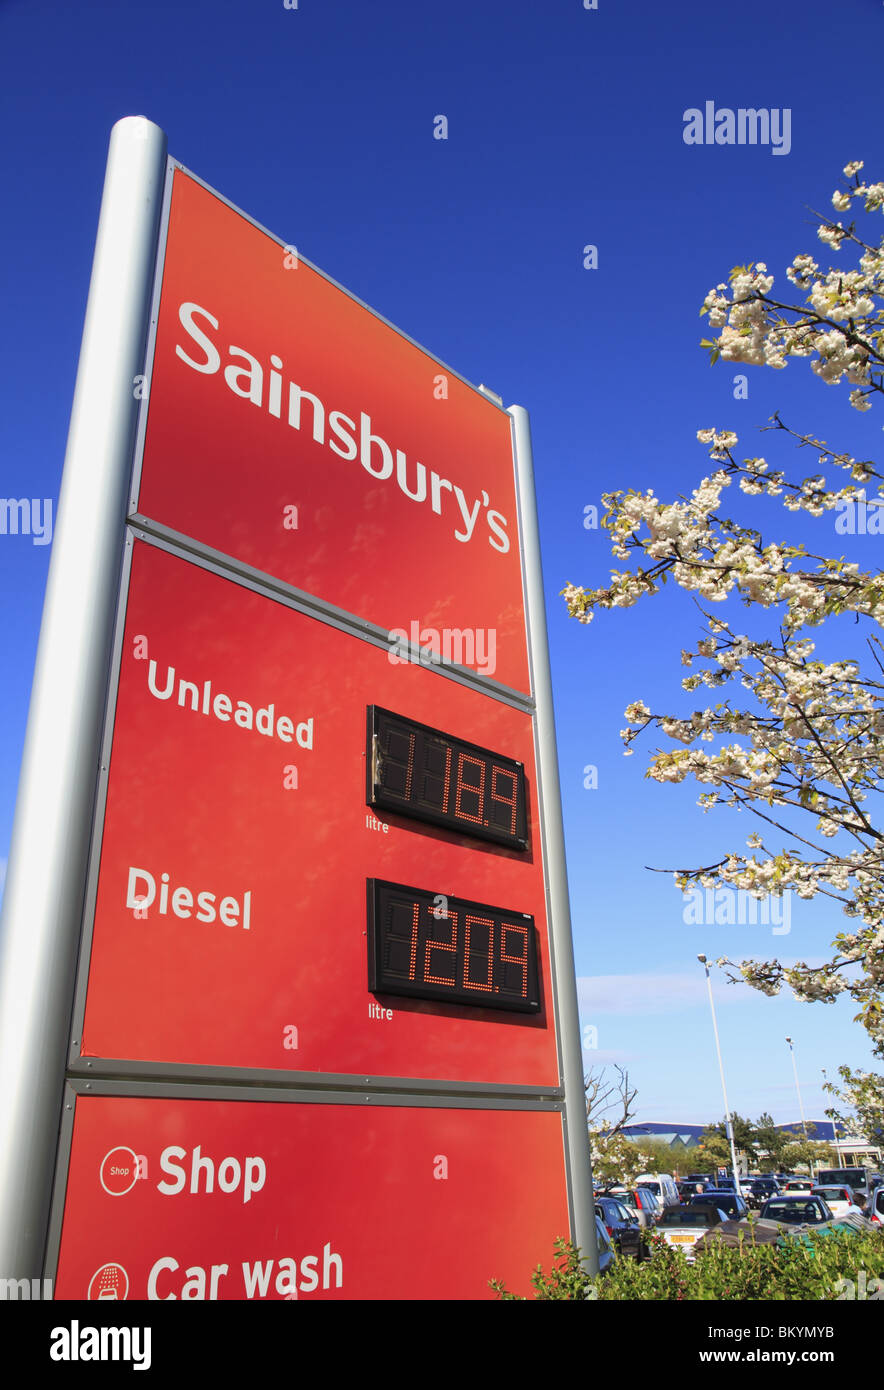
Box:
[760,1195,834,1226]
[656,1206,729,1261]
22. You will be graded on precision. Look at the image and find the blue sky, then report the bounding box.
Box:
[1,0,882,1128]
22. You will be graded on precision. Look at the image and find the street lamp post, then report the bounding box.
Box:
[786,1036,812,1180]
[822,1068,840,1165]
[697,955,742,1195]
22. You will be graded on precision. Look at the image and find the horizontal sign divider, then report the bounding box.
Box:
[127,518,536,712]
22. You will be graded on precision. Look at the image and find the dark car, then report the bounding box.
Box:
[595,1196,647,1260]
[760,1195,834,1226]
[741,1177,781,1210]
[690,1190,750,1221]
[678,1179,707,1203]
[594,1214,617,1274]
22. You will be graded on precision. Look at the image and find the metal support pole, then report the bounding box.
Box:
[786,1036,812,1179]
[698,956,742,1195]
[0,116,167,1276]
[508,405,598,1276]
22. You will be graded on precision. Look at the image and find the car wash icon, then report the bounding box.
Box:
[88,1263,130,1300]
[99,1146,145,1196]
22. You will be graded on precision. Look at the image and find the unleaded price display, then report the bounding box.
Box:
[368,879,540,1013]
[367,706,528,850]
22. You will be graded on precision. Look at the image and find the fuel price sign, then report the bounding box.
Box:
[367,706,528,849]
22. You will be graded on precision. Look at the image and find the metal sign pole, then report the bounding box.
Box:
[0,117,167,1277]
[508,405,598,1275]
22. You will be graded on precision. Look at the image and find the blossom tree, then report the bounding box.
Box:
[585,1065,643,1183]
[563,162,884,1088]
[823,1063,884,1147]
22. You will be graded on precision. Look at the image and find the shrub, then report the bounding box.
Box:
[490,1228,884,1300]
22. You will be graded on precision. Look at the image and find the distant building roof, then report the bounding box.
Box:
[620,1120,874,1147]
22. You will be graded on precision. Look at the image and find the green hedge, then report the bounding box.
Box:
[490,1229,884,1301]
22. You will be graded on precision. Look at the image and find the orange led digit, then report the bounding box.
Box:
[463,915,494,992]
[500,922,530,999]
[408,899,420,981]
[491,765,519,838]
[439,744,452,816]
[454,753,486,826]
[424,909,458,986]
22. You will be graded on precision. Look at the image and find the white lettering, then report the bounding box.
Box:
[173,302,510,548]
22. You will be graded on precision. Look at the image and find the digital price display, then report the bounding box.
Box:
[367,706,528,850]
[368,879,541,1014]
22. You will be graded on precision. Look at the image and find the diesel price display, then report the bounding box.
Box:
[368,880,541,1013]
[367,706,528,849]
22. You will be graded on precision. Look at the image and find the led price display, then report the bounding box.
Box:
[367,706,528,850]
[368,879,541,1013]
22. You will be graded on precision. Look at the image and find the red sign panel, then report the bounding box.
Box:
[79,539,558,1086]
[136,170,530,693]
[54,1094,569,1300]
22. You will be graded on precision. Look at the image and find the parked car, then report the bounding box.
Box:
[594,1214,617,1274]
[868,1185,884,1226]
[741,1177,781,1209]
[605,1186,663,1228]
[689,1190,750,1221]
[782,1178,815,1197]
[599,1187,646,1227]
[760,1195,834,1226]
[656,1206,729,1261]
[678,1179,707,1203]
[595,1196,647,1260]
[811,1185,862,1219]
[815,1167,876,1201]
[633,1173,680,1212]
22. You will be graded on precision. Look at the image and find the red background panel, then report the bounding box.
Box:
[80,540,558,1086]
[53,1095,570,1301]
[136,171,530,693]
